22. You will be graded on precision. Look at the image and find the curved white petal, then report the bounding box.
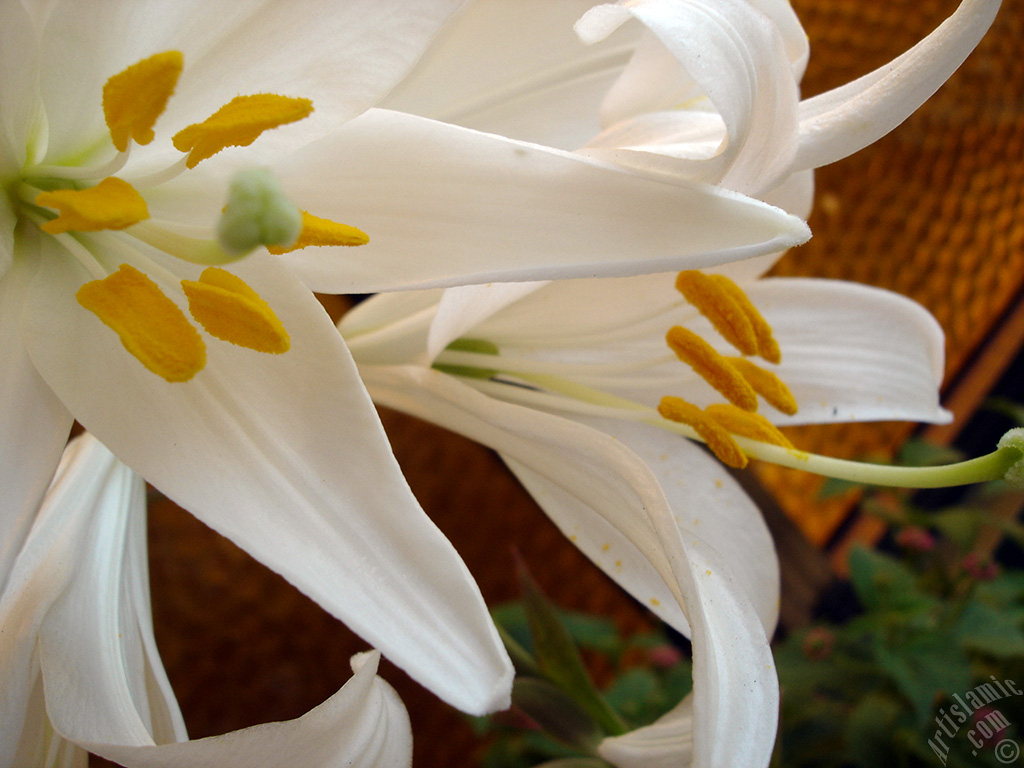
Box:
[22,241,512,716]
[363,365,778,768]
[276,109,810,293]
[745,278,950,424]
[0,254,73,595]
[37,437,186,750]
[600,695,695,768]
[794,0,1001,171]
[34,0,465,161]
[382,0,640,150]
[65,652,411,768]
[0,434,180,765]
[580,417,779,634]
[428,282,547,361]
[450,272,947,427]
[577,0,800,194]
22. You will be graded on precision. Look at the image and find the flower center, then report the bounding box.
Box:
[17,51,368,383]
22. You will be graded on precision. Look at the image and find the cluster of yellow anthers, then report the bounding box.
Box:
[26,51,367,383]
[658,270,798,469]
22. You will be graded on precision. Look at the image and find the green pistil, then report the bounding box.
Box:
[433,338,501,380]
[433,348,1024,491]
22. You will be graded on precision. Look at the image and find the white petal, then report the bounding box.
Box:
[0,1,40,275]
[79,652,412,768]
[35,0,466,160]
[428,282,547,361]
[382,0,640,150]
[600,695,694,768]
[38,437,187,748]
[745,278,951,424]
[794,0,1001,171]
[277,109,809,292]
[580,417,779,635]
[577,0,800,194]
[363,366,778,768]
[22,242,512,716]
[0,435,169,764]
[341,289,443,367]
[0,255,73,595]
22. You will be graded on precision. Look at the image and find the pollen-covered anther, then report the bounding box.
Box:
[76,264,205,383]
[665,325,758,412]
[267,211,370,254]
[675,270,757,356]
[705,403,794,448]
[36,177,149,234]
[709,275,781,363]
[726,357,798,415]
[172,94,314,168]
[181,267,290,354]
[658,396,747,469]
[103,51,183,152]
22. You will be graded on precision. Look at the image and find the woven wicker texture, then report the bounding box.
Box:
[126,1,1023,766]
[759,0,1024,544]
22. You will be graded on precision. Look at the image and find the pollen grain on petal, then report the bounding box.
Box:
[665,325,758,412]
[181,267,290,354]
[658,396,747,468]
[709,274,781,363]
[675,270,757,356]
[727,357,798,415]
[103,51,184,152]
[76,263,205,382]
[172,94,314,168]
[267,210,369,254]
[705,403,794,448]
[37,177,149,234]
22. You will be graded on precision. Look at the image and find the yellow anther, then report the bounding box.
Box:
[727,357,798,415]
[675,270,757,356]
[705,403,794,448]
[103,51,183,152]
[658,396,747,469]
[266,210,370,254]
[181,267,290,354]
[665,326,758,412]
[36,177,149,234]
[709,275,781,364]
[172,94,314,168]
[76,264,205,383]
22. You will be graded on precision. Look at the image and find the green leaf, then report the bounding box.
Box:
[898,438,966,467]
[844,693,904,767]
[847,546,932,612]
[603,668,663,724]
[955,601,1024,658]
[517,564,629,736]
[511,678,604,751]
[872,633,973,726]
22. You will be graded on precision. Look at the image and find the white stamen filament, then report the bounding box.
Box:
[28,148,131,182]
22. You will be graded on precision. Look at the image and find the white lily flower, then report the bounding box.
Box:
[0,433,411,767]
[338,260,952,767]
[385,0,1001,197]
[0,0,812,722]
[383,0,1000,349]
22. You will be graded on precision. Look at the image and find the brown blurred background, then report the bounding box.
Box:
[107,0,1024,764]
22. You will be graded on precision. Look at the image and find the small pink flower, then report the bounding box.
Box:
[962,552,999,581]
[895,526,935,552]
[648,644,684,669]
